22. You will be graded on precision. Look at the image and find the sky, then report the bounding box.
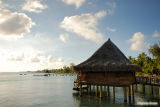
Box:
[0,0,160,72]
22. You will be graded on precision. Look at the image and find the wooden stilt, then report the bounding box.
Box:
[100,85,102,98]
[135,84,137,92]
[142,84,145,94]
[131,84,135,102]
[159,87,160,98]
[79,84,82,96]
[88,84,91,94]
[86,85,88,93]
[128,86,131,102]
[96,85,98,96]
[107,85,110,97]
[151,86,153,95]
[123,87,127,102]
[112,86,115,100]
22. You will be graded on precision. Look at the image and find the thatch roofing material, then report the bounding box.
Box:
[74,39,141,72]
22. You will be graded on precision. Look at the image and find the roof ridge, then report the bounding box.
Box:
[74,38,141,72]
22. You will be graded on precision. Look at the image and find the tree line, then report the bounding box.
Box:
[129,41,160,75]
[36,63,75,74]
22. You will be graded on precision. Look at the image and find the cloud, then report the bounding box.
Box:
[152,30,160,37]
[61,0,85,8]
[0,0,10,9]
[60,11,106,43]
[0,9,35,37]
[59,34,69,43]
[0,49,66,72]
[106,27,116,32]
[128,32,150,51]
[22,0,47,13]
[30,53,41,63]
[8,52,24,61]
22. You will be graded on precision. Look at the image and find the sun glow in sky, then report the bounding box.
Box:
[0,0,160,72]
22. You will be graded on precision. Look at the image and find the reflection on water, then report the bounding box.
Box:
[0,72,160,107]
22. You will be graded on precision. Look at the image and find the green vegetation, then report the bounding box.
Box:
[36,63,75,74]
[129,41,160,76]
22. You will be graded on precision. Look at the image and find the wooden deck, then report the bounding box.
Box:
[74,76,160,87]
[135,76,160,86]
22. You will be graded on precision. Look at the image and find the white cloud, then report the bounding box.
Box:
[30,54,41,63]
[0,49,66,72]
[152,30,160,37]
[22,0,47,13]
[60,11,106,43]
[106,27,116,32]
[0,31,67,71]
[0,9,35,37]
[59,34,69,43]
[128,32,150,51]
[0,0,10,9]
[8,53,24,61]
[61,0,85,8]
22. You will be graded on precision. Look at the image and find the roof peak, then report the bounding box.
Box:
[108,38,111,41]
[74,39,141,72]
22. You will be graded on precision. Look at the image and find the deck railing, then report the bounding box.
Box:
[135,76,160,85]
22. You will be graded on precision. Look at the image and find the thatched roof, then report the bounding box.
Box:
[74,38,141,72]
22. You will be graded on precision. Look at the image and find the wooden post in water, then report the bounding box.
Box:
[112,86,115,100]
[100,85,102,98]
[96,85,98,96]
[159,87,160,98]
[128,86,131,102]
[151,86,153,95]
[107,85,110,97]
[88,84,91,94]
[131,84,135,102]
[79,83,82,96]
[123,87,127,102]
[135,84,138,92]
[142,84,145,94]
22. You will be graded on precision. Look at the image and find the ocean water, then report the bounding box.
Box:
[0,72,160,107]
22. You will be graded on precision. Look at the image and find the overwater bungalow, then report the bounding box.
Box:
[73,38,141,102]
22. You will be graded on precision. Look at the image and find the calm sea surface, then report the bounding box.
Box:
[0,72,160,107]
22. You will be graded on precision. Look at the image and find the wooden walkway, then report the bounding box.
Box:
[135,76,160,86]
